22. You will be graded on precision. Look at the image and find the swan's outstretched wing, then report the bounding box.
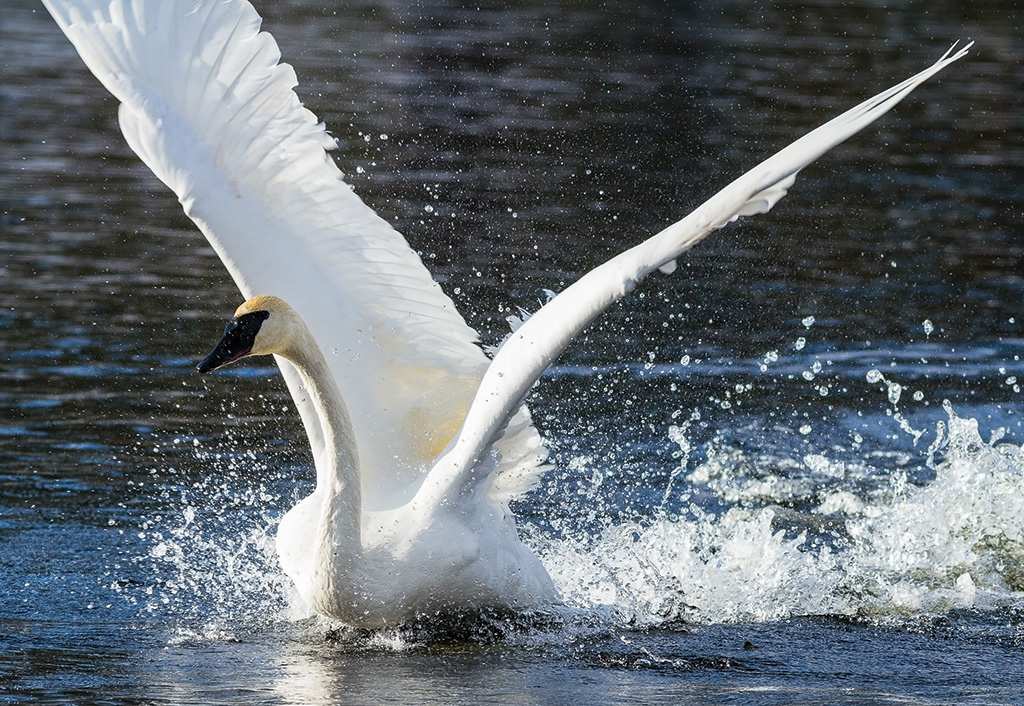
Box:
[422,42,972,506]
[42,0,497,496]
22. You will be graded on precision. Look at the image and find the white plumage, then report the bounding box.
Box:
[42,0,970,626]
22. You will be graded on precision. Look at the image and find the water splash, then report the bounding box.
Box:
[124,429,304,641]
[121,389,1023,644]
[843,403,1024,615]
[545,403,1024,627]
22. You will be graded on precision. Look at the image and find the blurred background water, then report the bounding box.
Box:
[1,0,1023,703]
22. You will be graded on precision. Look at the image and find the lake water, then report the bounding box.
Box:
[2,0,1023,703]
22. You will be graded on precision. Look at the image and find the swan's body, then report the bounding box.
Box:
[197,296,553,623]
[42,0,969,626]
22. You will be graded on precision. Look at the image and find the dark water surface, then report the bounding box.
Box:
[2,0,1023,703]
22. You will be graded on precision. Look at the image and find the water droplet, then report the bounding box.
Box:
[922,319,934,337]
[794,337,806,351]
[887,382,902,405]
[802,316,815,328]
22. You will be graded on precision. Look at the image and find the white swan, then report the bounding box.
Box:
[42,0,970,627]
[196,295,555,622]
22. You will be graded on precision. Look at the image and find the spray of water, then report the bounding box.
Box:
[120,424,306,642]
[121,365,1024,644]
[546,402,1024,627]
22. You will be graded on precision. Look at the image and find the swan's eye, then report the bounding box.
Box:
[223,309,270,343]
[233,309,271,332]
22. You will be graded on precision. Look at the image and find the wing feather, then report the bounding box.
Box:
[44,0,493,501]
[419,42,972,506]
[42,0,970,509]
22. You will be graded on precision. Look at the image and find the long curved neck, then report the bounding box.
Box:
[279,324,363,580]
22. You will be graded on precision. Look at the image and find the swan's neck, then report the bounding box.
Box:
[279,325,363,592]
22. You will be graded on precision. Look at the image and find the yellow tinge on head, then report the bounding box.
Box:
[236,294,285,318]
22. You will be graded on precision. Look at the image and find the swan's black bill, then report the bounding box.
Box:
[197,310,269,373]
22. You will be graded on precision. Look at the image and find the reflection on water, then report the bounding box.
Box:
[2,0,1023,702]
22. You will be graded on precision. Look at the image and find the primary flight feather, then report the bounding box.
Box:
[42,0,970,625]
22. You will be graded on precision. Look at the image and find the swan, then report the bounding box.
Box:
[196,295,555,622]
[42,0,970,627]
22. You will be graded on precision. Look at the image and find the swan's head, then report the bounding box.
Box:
[196,295,299,373]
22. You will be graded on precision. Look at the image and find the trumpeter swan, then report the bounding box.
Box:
[42,0,970,626]
[197,295,555,623]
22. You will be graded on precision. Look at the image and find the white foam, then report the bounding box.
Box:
[544,403,1024,626]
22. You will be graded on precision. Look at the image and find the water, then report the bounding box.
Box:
[2,0,1023,703]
